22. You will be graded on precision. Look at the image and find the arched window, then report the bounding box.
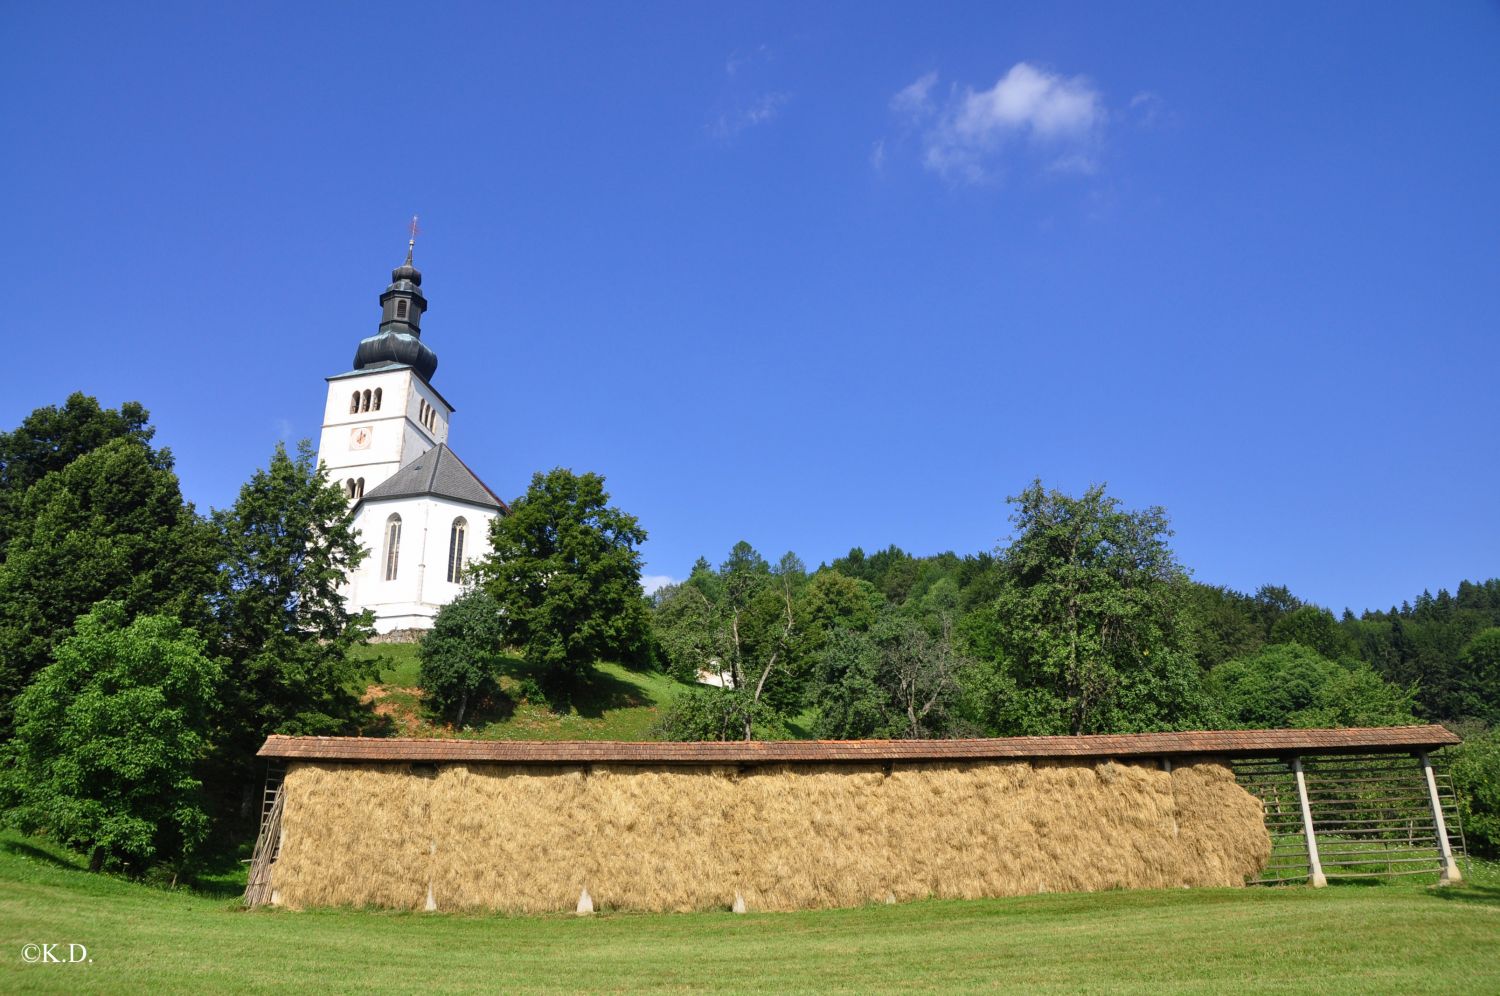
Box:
[383,514,402,581]
[355,477,365,499]
[349,391,360,414]
[446,517,468,583]
[373,388,382,411]
[362,389,372,413]
[396,299,408,319]
[344,479,355,499]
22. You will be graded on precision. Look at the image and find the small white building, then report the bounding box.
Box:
[315,240,507,634]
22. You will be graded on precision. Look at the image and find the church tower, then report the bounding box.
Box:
[316,237,455,502]
[318,229,508,636]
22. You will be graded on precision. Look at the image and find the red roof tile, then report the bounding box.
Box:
[258,725,1459,764]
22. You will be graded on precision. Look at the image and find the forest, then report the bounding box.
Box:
[0,392,1496,877]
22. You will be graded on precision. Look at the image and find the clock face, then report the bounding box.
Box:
[350,426,372,450]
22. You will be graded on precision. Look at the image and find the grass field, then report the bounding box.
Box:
[2,832,1498,994]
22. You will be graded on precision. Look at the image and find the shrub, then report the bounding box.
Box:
[1449,730,1500,856]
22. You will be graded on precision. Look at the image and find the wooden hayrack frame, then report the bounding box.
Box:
[1231,751,1465,886]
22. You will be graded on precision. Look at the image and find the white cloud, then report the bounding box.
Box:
[870,138,886,171]
[640,574,678,596]
[709,91,791,139]
[894,62,1105,184]
[891,71,938,117]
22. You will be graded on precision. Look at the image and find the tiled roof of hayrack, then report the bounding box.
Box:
[259,725,1459,764]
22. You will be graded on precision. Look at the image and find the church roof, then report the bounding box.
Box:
[360,444,507,511]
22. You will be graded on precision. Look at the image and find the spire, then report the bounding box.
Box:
[352,220,438,382]
[404,215,419,266]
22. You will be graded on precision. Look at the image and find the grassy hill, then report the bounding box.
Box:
[349,644,817,741]
[350,644,693,741]
[2,831,1498,994]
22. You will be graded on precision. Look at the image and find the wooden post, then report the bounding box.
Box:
[1291,757,1327,888]
[1419,753,1462,886]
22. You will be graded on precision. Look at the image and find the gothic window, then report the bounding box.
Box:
[396,299,408,319]
[446,517,467,583]
[383,514,402,581]
[350,391,360,414]
[362,389,372,413]
[373,388,382,411]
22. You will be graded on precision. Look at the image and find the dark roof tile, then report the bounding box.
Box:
[361,443,505,510]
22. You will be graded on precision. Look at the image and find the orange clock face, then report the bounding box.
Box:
[350,426,372,450]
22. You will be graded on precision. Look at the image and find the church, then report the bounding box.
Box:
[315,238,507,634]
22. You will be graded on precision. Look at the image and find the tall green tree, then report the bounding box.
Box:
[976,481,1207,735]
[209,441,374,821]
[0,393,159,556]
[0,437,215,729]
[1,603,220,873]
[477,468,650,694]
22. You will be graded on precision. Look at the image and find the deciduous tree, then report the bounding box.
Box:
[477,469,650,695]
[1,603,220,873]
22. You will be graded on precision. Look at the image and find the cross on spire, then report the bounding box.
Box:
[405,215,421,263]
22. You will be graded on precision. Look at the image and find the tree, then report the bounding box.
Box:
[1449,730,1500,856]
[0,603,220,873]
[1209,643,1416,729]
[477,468,650,695]
[208,441,374,821]
[1456,628,1500,726]
[977,481,1206,735]
[0,436,215,730]
[0,392,159,556]
[1270,605,1356,661]
[420,588,506,726]
[813,612,968,739]
[650,543,805,740]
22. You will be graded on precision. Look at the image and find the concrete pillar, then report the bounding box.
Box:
[1291,756,1327,888]
[1419,753,1463,886]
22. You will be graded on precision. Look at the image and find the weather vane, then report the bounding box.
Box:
[408,214,421,250]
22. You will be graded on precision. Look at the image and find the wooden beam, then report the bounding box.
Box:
[1291,757,1327,888]
[1419,752,1463,886]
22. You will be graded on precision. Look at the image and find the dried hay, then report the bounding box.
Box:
[270,755,1270,912]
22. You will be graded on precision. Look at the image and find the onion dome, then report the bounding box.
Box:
[353,237,438,382]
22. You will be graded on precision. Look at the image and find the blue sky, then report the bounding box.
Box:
[4,3,1497,613]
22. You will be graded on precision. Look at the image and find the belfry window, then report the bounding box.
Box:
[362,389,372,413]
[396,299,408,319]
[383,514,402,581]
[350,391,360,414]
[373,388,382,411]
[446,517,467,583]
[355,477,365,499]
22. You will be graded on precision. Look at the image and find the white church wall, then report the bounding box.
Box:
[344,494,498,634]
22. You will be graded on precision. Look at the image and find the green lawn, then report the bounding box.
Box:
[2,832,1498,994]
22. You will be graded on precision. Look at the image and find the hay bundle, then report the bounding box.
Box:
[269,756,1270,913]
[1169,761,1273,886]
[273,763,432,909]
